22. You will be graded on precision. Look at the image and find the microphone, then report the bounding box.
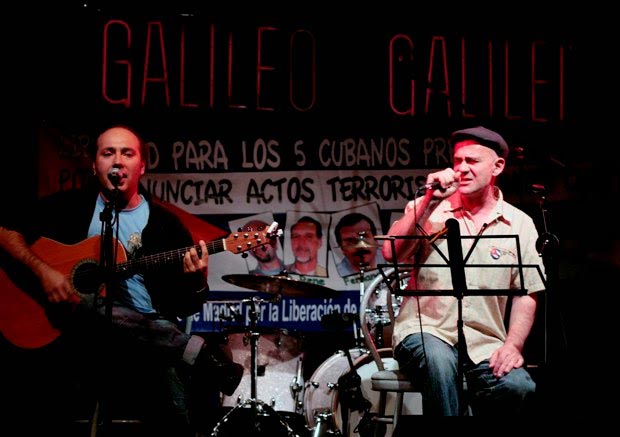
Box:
[417,181,457,194]
[108,168,122,187]
[424,182,443,191]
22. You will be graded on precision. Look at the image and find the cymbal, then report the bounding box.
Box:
[348,239,380,249]
[222,274,335,297]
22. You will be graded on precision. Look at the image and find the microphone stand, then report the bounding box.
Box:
[444,218,469,417]
[91,186,120,436]
[533,186,565,405]
[356,252,367,350]
[101,188,120,321]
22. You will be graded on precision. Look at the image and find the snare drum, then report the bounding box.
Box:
[303,347,421,436]
[222,329,304,414]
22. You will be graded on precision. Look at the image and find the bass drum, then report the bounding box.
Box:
[304,347,422,436]
[302,347,388,436]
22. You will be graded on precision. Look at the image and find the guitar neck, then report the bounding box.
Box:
[117,240,223,274]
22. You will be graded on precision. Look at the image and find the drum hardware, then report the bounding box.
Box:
[330,237,375,435]
[363,305,390,349]
[312,411,341,437]
[305,347,420,437]
[318,311,369,430]
[303,236,383,436]
[290,356,305,415]
[212,294,296,436]
[219,303,244,323]
[336,350,371,436]
[305,348,396,437]
[222,273,336,298]
[305,243,373,437]
[211,398,296,437]
[349,232,381,251]
[361,268,406,356]
[348,230,381,274]
[355,232,371,346]
[221,273,309,413]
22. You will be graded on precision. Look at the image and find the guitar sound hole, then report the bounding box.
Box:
[72,260,103,295]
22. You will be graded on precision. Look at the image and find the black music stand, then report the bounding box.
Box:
[376,218,547,416]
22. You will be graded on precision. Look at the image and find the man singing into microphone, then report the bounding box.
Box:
[0,125,242,435]
[383,126,545,417]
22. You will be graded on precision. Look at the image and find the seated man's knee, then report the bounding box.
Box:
[398,333,457,377]
[505,368,536,399]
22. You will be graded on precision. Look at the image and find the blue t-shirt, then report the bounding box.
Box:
[88,194,154,313]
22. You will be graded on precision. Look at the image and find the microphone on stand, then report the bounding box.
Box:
[107,168,122,187]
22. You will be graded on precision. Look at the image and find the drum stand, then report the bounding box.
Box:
[211,295,296,437]
[353,229,388,351]
[290,355,305,415]
[311,412,341,437]
[320,252,373,437]
[308,259,370,437]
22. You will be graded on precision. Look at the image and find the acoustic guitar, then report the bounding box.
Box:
[0,222,280,349]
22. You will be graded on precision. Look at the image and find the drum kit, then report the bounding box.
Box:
[209,234,403,437]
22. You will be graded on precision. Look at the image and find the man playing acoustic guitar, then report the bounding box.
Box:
[0,125,244,435]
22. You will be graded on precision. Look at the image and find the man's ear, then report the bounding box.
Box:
[492,157,505,176]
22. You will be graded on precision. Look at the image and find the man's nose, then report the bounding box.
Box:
[456,162,469,172]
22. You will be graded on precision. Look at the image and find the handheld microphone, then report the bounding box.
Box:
[108,168,122,187]
[417,181,457,194]
[423,182,444,191]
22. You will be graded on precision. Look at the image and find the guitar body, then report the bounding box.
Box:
[0,266,61,350]
[0,236,126,350]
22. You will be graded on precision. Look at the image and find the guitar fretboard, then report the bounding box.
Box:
[116,240,224,273]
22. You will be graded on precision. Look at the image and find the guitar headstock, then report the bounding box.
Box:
[226,221,282,255]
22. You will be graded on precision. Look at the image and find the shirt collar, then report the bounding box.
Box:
[443,186,512,224]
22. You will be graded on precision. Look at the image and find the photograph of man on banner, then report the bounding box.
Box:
[283,212,330,278]
[330,203,385,279]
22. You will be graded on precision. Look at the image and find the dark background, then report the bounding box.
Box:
[1,1,614,428]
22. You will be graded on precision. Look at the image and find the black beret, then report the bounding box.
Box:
[450,126,509,159]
